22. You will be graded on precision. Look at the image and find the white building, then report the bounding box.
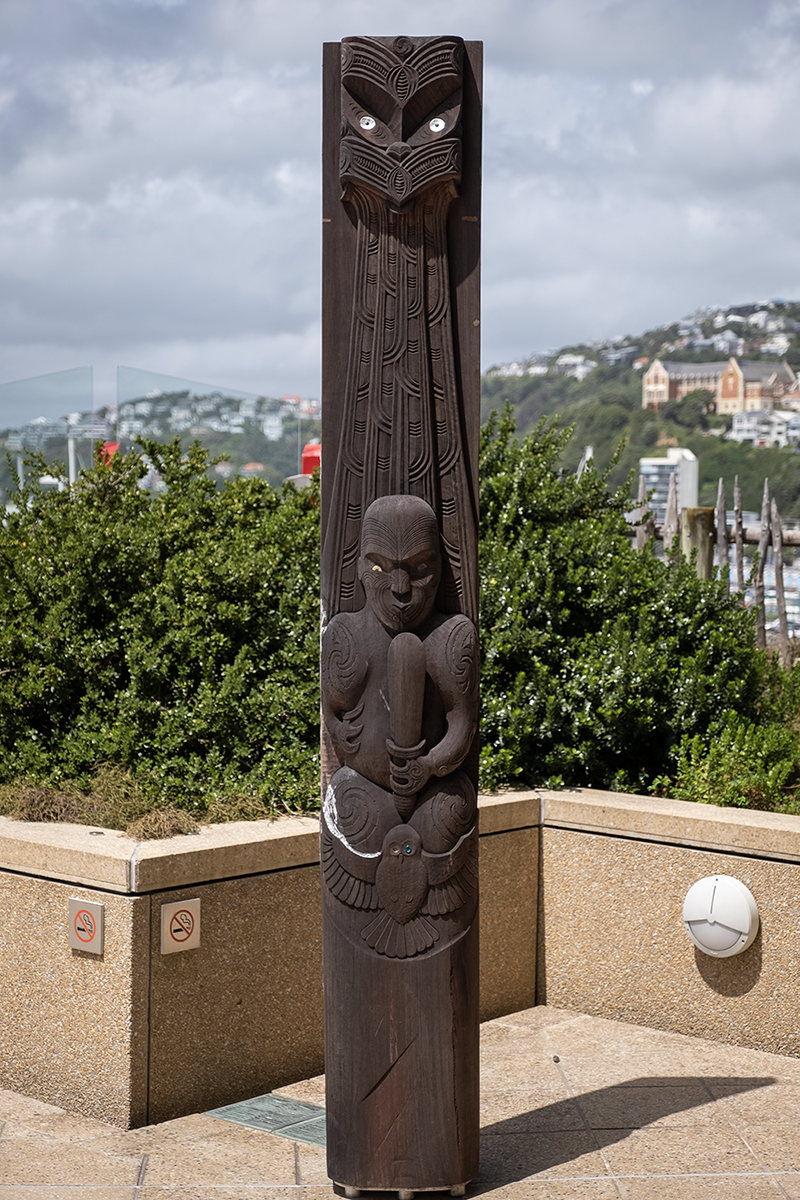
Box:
[555,354,596,381]
[711,330,744,356]
[169,407,194,431]
[263,412,285,441]
[761,333,791,356]
[639,448,698,524]
[727,409,794,448]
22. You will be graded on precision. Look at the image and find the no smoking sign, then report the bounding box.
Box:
[161,898,201,954]
[68,898,104,954]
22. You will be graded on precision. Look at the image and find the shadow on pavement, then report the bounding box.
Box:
[473,1073,776,1191]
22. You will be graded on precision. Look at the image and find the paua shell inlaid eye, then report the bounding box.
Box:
[429,118,446,133]
[360,115,376,131]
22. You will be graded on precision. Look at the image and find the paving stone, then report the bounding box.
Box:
[600,1125,763,1177]
[3,1005,800,1197]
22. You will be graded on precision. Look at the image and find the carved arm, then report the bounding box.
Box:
[321,615,369,756]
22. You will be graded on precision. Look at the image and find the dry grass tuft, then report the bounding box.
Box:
[0,768,289,840]
[202,794,276,824]
[125,806,201,840]
[0,782,85,823]
[0,765,151,832]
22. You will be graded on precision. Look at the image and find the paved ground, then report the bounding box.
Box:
[1,1005,799,1198]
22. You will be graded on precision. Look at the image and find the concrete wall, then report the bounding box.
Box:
[536,788,800,1060]
[0,793,538,1128]
[3,786,800,1128]
[0,872,150,1127]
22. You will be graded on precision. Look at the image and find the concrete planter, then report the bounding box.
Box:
[0,794,537,1128]
[2,786,800,1128]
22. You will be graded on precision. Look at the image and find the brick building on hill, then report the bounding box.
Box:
[642,357,796,413]
[642,361,727,408]
[716,359,796,414]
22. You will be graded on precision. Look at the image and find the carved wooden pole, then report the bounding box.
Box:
[320,35,482,1198]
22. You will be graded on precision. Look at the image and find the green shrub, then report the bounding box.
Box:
[0,441,320,815]
[2,416,798,823]
[478,407,773,793]
[654,717,800,812]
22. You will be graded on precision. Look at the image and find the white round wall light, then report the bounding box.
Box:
[682,874,759,958]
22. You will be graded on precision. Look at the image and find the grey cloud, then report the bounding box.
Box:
[2,0,800,404]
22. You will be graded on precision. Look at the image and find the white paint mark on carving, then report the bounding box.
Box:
[324,784,380,858]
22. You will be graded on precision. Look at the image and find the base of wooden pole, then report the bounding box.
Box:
[324,906,479,1192]
[337,1187,468,1198]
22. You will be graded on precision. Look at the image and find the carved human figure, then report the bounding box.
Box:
[321,494,478,959]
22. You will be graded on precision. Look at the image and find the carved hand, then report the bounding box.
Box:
[335,700,364,755]
[386,738,431,796]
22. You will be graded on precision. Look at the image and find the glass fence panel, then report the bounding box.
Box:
[116,366,319,485]
[0,366,93,443]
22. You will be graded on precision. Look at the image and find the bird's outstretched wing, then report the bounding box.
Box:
[421,825,478,916]
[321,811,380,910]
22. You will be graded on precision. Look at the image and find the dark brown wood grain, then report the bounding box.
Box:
[320,35,482,1194]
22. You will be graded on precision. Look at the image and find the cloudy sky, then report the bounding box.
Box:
[2,0,800,418]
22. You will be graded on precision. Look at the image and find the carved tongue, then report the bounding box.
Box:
[387,632,426,817]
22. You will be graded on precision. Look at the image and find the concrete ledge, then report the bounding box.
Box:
[6,785,800,1126]
[0,793,540,1126]
[132,814,321,892]
[0,813,322,894]
[538,786,800,863]
[0,794,538,894]
[477,788,539,834]
[0,817,137,892]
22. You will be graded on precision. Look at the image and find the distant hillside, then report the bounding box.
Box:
[481,298,800,519]
[0,385,320,500]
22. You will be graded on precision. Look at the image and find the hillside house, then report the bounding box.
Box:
[727,410,794,448]
[717,359,796,415]
[643,357,796,413]
[642,361,727,408]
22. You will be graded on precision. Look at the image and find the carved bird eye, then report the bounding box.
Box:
[390,844,400,855]
[429,118,446,133]
[360,115,376,131]
[404,843,413,854]
[371,564,382,572]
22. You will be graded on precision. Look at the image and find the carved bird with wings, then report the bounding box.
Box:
[321,799,478,960]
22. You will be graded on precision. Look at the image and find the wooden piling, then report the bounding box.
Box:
[680,507,715,580]
[635,474,655,550]
[663,472,679,549]
[734,475,745,597]
[755,479,770,649]
[771,497,791,667]
[715,478,728,594]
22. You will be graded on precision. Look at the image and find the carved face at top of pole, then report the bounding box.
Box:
[359,495,441,635]
[339,35,463,212]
